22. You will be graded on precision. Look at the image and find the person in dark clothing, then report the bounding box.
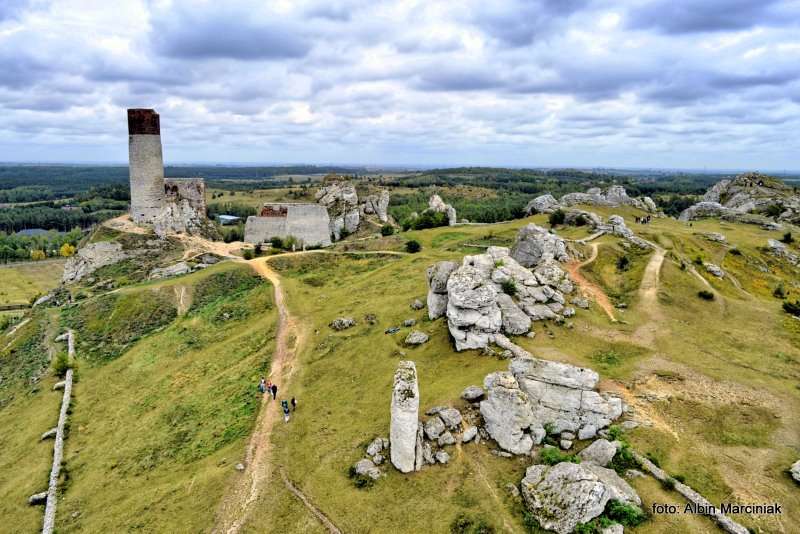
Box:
[281,400,290,422]
[291,397,297,411]
[271,383,278,400]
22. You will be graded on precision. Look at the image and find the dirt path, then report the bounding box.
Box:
[565,243,617,322]
[630,244,665,347]
[213,258,307,533]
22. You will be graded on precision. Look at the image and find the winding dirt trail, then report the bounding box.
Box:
[213,257,339,534]
[565,243,617,322]
[630,244,666,347]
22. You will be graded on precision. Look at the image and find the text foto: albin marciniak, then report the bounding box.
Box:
[652,502,782,515]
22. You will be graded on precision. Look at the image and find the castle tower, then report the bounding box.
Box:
[127,109,165,223]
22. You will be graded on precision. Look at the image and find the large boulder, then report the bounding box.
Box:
[363,190,391,222]
[511,224,569,267]
[525,194,560,215]
[316,180,360,239]
[390,361,420,473]
[520,462,641,534]
[578,439,619,467]
[479,372,539,455]
[426,261,458,319]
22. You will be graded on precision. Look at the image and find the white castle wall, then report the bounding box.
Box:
[244,203,331,247]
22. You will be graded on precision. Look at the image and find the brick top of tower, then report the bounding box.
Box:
[127,109,160,135]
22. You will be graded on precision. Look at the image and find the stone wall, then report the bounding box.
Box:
[164,178,207,215]
[244,203,332,247]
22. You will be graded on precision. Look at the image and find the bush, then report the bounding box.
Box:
[645,452,661,467]
[501,279,517,296]
[616,256,630,271]
[673,474,686,484]
[548,209,566,227]
[405,240,421,253]
[346,466,374,489]
[697,290,714,300]
[766,204,784,219]
[605,500,647,526]
[380,224,394,236]
[607,425,624,441]
[609,444,641,475]
[781,232,794,244]
[574,214,588,227]
[242,248,255,260]
[410,210,448,230]
[540,447,580,465]
[693,255,703,265]
[450,513,495,534]
[270,236,284,249]
[773,283,786,299]
[729,247,742,256]
[53,352,70,378]
[783,300,800,317]
[660,477,676,490]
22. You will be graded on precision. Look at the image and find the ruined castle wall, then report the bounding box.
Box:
[164,178,207,214]
[128,109,165,224]
[244,203,331,247]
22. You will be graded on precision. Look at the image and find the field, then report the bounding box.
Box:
[0,260,66,307]
[240,211,800,533]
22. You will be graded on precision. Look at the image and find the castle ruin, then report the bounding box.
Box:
[127,109,209,236]
[244,203,332,247]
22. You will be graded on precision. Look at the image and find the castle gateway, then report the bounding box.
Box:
[244,203,332,248]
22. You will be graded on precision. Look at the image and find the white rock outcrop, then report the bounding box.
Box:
[557,185,657,213]
[521,462,641,534]
[428,194,457,226]
[480,357,624,455]
[62,242,130,284]
[362,190,391,222]
[791,460,800,483]
[316,180,360,240]
[511,224,570,266]
[390,361,420,473]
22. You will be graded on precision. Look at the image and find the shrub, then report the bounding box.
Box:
[605,500,647,526]
[30,249,46,261]
[380,224,394,236]
[781,232,794,244]
[693,255,703,265]
[270,236,284,249]
[660,477,676,490]
[783,300,800,317]
[346,466,374,489]
[53,352,70,378]
[501,279,517,296]
[540,447,580,466]
[450,513,495,534]
[645,452,661,467]
[673,474,686,484]
[242,248,255,260]
[729,247,742,256]
[697,290,714,300]
[773,283,786,299]
[766,204,784,219]
[616,256,630,271]
[411,210,448,230]
[607,425,624,441]
[574,214,588,227]
[609,444,641,475]
[405,240,421,253]
[548,209,566,227]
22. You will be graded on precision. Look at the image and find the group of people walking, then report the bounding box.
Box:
[258,377,296,423]
[635,215,653,224]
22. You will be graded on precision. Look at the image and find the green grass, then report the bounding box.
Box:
[0,261,279,532]
[0,260,66,306]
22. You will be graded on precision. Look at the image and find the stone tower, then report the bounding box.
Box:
[128,109,165,224]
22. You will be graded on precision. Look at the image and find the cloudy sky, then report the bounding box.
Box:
[1,0,799,169]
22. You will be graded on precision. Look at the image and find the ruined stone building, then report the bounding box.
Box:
[127,109,209,236]
[244,203,332,247]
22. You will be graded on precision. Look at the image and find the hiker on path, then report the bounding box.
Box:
[266,380,272,398]
[271,383,278,400]
[258,377,267,394]
[291,397,297,411]
[281,400,290,423]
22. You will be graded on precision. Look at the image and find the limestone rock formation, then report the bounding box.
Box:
[480,357,623,455]
[520,462,641,534]
[329,317,356,330]
[524,194,560,214]
[704,263,725,278]
[354,458,382,480]
[405,331,429,345]
[578,438,619,467]
[426,239,574,351]
[596,215,653,249]
[390,361,420,473]
[316,180,360,240]
[461,385,485,402]
[557,185,657,213]
[428,194,457,226]
[62,242,131,284]
[362,190,391,223]
[682,172,800,224]
[767,239,799,265]
[149,261,192,280]
[511,224,570,266]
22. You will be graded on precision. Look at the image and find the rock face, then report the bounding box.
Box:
[520,462,641,534]
[316,180,361,240]
[362,190,391,222]
[481,357,623,455]
[682,172,800,224]
[461,385,485,402]
[149,261,192,280]
[62,242,131,284]
[428,194,457,226]
[390,361,420,473]
[596,215,653,249]
[427,239,574,351]
[511,224,570,266]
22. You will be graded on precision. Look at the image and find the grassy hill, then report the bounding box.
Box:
[1,206,799,533]
[0,262,278,532]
